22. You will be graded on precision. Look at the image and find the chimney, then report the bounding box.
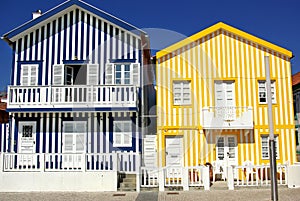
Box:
[32,10,42,19]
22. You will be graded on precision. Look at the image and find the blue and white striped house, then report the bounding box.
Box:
[0,0,152,191]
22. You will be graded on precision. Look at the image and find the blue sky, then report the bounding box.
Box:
[1,0,300,90]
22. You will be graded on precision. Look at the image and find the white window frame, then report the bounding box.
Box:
[113,121,132,147]
[258,80,276,104]
[20,64,39,86]
[261,135,279,160]
[62,121,87,153]
[173,80,191,105]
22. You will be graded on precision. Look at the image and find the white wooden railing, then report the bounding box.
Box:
[1,152,140,173]
[8,85,138,108]
[141,166,210,190]
[234,163,288,187]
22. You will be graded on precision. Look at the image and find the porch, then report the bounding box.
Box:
[202,106,253,129]
[7,85,138,110]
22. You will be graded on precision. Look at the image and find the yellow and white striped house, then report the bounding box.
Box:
[155,22,296,169]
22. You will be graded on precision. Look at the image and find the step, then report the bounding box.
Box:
[211,181,228,190]
[120,182,136,188]
[122,177,136,183]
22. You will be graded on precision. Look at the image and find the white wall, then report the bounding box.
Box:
[0,171,118,192]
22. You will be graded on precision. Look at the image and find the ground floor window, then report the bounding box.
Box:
[261,135,279,160]
[113,121,132,147]
[62,121,86,153]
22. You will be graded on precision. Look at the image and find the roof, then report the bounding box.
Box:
[2,0,145,42]
[156,22,292,59]
[292,72,300,86]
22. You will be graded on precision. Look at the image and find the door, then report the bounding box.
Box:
[165,136,183,167]
[215,81,236,120]
[62,121,86,169]
[18,121,37,166]
[216,136,237,178]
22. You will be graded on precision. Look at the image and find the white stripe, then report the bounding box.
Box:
[42,26,47,85]
[182,46,186,77]
[48,23,53,85]
[106,115,109,153]
[136,115,139,153]
[13,40,19,85]
[189,130,193,166]
[72,11,76,60]
[246,41,251,106]
[286,129,291,162]
[60,17,65,64]
[88,113,92,153]
[240,130,244,164]
[57,113,62,153]
[52,114,56,153]
[39,114,44,153]
[124,31,128,59]
[212,32,216,78]
[167,54,171,126]
[94,113,98,153]
[226,32,230,77]
[221,31,226,78]
[26,33,30,61]
[66,12,70,60]
[54,19,59,64]
[281,129,286,162]
[129,34,134,59]
[45,113,50,153]
[202,38,207,106]
[177,49,181,78]
[89,14,93,62]
[106,22,111,61]
[11,115,15,152]
[77,11,82,60]
[100,20,104,84]
[135,38,139,61]
[240,39,246,107]
[99,113,103,153]
[95,19,99,64]
[83,12,87,60]
[32,31,36,60]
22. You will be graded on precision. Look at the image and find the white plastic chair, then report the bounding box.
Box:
[212,160,224,182]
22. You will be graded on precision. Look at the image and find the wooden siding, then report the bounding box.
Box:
[11,7,142,86]
[156,26,296,167]
[6,112,139,154]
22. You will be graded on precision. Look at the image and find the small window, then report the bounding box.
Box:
[20,64,38,86]
[22,125,33,137]
[173,80,191,105]
[113,121,132,147]
[258,80,276,104]
[261,135,279,159]
[105,63,140,85]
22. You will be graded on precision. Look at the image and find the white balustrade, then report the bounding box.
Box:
[8,85,137,109]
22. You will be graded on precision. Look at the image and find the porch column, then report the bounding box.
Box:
[182,167,189,191]
[158,167,165,191]
[227,165,234,190]
[203,166,210,190]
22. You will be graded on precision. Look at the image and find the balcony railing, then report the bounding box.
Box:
[7,85,138,109]
[202,106,253,129]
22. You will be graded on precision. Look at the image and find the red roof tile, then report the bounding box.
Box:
[292,72,300,86]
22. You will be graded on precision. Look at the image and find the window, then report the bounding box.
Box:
[258,81,276,104]
[62,121,86,153]
[113,121,132,147]
[173,80,191,105]
[105,63,140,85]
[20,64,38,86]
[261,135,279,159]
[22,125,33,137]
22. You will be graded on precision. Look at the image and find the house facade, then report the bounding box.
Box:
[155,22,296,170]
[1,0,152,191]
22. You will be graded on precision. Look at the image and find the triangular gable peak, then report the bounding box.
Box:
[2,0,145,43]
[156,22,292,61]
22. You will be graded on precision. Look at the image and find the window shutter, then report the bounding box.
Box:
[114,133,122,146]
[132,63,140,86]
[87,64,99,85]
[30,65,38,85]
[21,65,29,86]
[105,63,114,85]
[123,133,132,146]
[63,133,74,153]
[53,65,64,85]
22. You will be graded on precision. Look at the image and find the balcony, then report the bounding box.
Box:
[7,85,138,111]
[202,106,253,129]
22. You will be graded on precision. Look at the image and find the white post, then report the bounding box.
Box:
[40,154,45,172]
[227,166,234,190]
[113,152,118,171]
[0,153,3,172]
[203,166,211,190]
[136,154,141,192]
[158,167,165,191]
[182,167,189,191]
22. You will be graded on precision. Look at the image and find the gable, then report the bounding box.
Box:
[156,22,292,59]
[2,0,144,42]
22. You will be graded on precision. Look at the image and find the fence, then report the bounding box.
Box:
[234,163,288,187]
[1,152,140,173]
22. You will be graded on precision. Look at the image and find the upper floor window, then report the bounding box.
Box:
[261,135,279,160]
[173,80,191,105]
[105,63,140,85]
[52,64,98,85]
[258,80,276,104]
[113,121,132,147]
[20,64,38,86]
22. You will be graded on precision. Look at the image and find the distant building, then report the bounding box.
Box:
[0,92,8,123]
[292,72,300,161]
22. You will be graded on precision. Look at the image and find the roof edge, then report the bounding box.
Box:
[156,22,292,59]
